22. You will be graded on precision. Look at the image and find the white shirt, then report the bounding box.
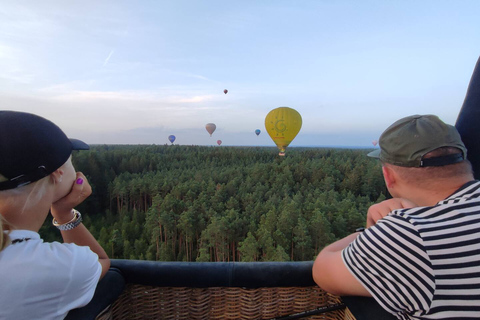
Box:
[0,230,102,320]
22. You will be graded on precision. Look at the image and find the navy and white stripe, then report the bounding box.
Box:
[343,180,480,319]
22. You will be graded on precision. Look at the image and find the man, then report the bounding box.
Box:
[312,114,480,319]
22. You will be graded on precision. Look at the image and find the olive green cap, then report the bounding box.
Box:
[367,115,467,167]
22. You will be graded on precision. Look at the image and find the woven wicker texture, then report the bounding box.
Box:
[97,284,356,320]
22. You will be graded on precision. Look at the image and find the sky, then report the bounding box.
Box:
[1,1,480,148]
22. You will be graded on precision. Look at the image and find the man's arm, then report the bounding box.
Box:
[312,232,371,296]
[312,198,416,296]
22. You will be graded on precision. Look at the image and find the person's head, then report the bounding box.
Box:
[368,115,473,194]
[0,111,89,191]
[0,111,89,249]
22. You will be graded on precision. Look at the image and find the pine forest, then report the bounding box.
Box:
[40,145,387,262]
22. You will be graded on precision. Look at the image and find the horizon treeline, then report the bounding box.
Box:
[40,145,387,262]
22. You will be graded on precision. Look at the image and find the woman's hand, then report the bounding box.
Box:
[366,198,416,228]
[51,172,92,224]
[50,172,110,277]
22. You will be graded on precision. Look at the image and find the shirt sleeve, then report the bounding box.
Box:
[342,215,435,316]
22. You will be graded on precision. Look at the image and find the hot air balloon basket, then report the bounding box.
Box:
[97,285,356,320]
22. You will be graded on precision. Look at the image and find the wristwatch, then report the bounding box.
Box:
[355,227,366,233]
[52,209,83,231]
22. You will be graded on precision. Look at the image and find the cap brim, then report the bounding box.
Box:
[367,149,381,158]
[70,138,90,150]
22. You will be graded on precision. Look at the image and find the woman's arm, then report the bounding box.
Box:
[50,172,110,278]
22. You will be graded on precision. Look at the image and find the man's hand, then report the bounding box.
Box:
[313,198,417,296]
[366,198,416,228]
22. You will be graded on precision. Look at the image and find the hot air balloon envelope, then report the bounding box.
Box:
[217,140,222,146]
[255,129,261,136]
[265,107,302,156]
[224,89,228,94]
[372,140,378,146]
[205,123,216,136]
[168,135,176,144]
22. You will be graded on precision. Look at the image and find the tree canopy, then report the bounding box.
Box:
[40,145,386,262]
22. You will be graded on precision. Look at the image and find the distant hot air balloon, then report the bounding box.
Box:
[224,89,228,94]
[205,123,216,136]
[217,140,222,146]
[168,135,176,144]
[372,140,378,147]
[255,129,261,136]
[265,107,302,156]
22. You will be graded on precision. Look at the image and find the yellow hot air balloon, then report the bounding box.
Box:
[265,107,302,156]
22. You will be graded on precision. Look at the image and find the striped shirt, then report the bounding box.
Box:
[343,180,480,320]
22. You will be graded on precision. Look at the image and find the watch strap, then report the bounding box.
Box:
[52,209,83,231]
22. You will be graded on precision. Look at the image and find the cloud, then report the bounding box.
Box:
[176,95,215,103]
[50,90,153,102]
[44,89,218,107]
[0,44,35,84]
[183,73,209,81]
[103,50,115,67]
[1,86,234,139]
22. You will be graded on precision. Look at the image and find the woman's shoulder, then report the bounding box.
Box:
[3,230,100,271]
[1,231,101,290]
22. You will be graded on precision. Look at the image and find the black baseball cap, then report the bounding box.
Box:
[367,115,467,167]
[0,111,89,191]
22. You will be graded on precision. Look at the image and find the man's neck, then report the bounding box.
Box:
[404,178,474,207]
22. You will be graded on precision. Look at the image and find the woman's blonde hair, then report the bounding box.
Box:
[0,175,51,252]
[0,173,10,251]
[0,215,10,251]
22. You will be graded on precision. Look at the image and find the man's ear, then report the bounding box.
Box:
[382,165,395,189]
[50,168,64,184]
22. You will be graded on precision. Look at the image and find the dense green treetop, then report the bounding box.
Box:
[40,145,386,262]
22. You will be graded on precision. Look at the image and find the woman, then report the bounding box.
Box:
[0,111,110,320]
